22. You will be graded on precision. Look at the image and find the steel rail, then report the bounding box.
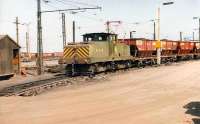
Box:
[0,75,70,96]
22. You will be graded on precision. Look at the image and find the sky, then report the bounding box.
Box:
[0,0,200,52]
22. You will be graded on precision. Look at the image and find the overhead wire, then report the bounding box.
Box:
[54,0,80,8]
[74,12,105,22]
[43,0,101,18]
[62,0,99,7]
[42,0,61,10]
[42,0,104,37]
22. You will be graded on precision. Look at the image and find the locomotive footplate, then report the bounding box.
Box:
[65,64,94,77]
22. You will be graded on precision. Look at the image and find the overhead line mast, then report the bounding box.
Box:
[13,17,21,74]
[36,0,101,75]
[37,0,43,75]
[62,13,66,48]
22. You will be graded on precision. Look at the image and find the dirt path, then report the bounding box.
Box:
[1,61,200,124]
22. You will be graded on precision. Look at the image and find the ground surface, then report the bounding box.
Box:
[22,60,59,68]
[0,74,55,91]
[1,61,200,124]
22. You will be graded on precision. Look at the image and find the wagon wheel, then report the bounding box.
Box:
[137,61,143,68]
[150,59,156,66]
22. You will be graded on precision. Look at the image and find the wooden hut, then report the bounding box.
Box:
[0,35,20,78]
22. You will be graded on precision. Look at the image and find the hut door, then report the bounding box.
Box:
[13,49,19,73]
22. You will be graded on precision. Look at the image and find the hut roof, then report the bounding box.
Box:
[0,35,21,48]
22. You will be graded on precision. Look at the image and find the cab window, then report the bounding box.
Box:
[83,33,117,42]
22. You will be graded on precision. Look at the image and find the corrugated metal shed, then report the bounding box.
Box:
[0,35,20,77]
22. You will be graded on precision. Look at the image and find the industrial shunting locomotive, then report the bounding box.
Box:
[63,32,200,75]
[63,33,132,75]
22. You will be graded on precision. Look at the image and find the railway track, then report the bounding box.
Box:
[0,73,107,97]
[0,67,165,97]
[0,75,74,97]
[0,59,194,97]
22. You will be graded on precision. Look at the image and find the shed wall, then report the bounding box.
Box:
[0,37,19,75]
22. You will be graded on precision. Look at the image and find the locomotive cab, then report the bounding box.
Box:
[83,33,117,42]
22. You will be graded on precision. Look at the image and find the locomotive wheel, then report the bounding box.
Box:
[88,65,96,78]
[111,61,116,71]
[106,64,112,71]
[125,61,132,68]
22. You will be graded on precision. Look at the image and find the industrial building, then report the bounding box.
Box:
[0,35,20,78]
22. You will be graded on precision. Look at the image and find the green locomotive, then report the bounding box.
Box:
[63,33,132,75]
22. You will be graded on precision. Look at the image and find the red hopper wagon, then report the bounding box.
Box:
[161,40,178,56]
[177,41,195,55]
[119,38,156,58]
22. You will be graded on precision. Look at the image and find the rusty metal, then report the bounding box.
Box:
[178,41,195,55]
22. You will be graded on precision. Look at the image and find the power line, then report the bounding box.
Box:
[54,0,80,8]
[45,0,99,8]
[43,0,71,10]
[43,2,60,9]
[74,13,104,22]
[42,0,67,10]
[41,7,101,13]
[62,0,99,7]
[42,0,102,21]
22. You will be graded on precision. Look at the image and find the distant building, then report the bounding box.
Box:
[0,35,20,78]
